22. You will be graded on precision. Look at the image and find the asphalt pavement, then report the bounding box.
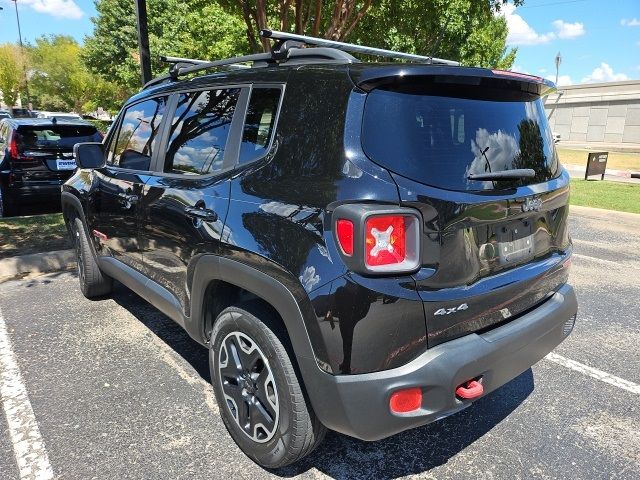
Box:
[1,206,639,479]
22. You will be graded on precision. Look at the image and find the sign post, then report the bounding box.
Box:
[584,152,608,180]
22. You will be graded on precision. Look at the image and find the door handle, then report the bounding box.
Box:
[185,206,218,222]
[118,192,139,204]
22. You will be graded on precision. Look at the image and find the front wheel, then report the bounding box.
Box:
[210,303,326,468]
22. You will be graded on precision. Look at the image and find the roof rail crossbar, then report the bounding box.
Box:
[160,55,210,65]
[260,29,459,66]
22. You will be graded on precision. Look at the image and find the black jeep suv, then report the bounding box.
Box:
[0,118,102,216]
[63,31,577,468]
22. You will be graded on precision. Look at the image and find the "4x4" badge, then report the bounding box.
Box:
[434,303,469,316]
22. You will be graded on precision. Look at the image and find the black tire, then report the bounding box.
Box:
[72,217,112,298]
[210,303,326,468]
[0,186,17,217]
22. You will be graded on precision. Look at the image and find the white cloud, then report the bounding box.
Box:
[621,18,640,27]
[502,4,556,45]
[538,68,547,74]
[552,20,585,39]
[545,74,573,86]
[581,63,629,83]
[20,0,84,20]
[510,65,531,75]
[500,5,586,46]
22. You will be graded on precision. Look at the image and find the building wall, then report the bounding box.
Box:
[544,80,640,146]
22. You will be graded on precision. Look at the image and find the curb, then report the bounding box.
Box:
[0,249,76,281]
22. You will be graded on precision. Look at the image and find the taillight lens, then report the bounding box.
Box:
[332,206,421,275]
[365,215,406,266]
[336,219,354,256]
[8,135,20,159]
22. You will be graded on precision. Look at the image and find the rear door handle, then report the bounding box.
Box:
[117,192,139,207]
[185,206,218,222]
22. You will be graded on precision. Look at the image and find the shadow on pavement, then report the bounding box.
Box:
[110,280,534,479]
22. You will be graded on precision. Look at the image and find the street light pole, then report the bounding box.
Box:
[11,0,31,107]
[555,52,562,86]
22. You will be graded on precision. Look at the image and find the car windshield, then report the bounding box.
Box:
[361,86,560,191]
[17,125,101,151]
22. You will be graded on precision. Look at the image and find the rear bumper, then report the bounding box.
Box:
[301,283,578,441]
[0,174,64,204]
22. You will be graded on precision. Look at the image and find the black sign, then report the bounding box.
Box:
[585,152,608,180]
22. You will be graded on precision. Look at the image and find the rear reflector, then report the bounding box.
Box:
[455,380,484,400]
[389,388,422,413]
[336,219,354,256]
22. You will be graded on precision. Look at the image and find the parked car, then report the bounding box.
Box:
[0,118,102,216]
[36,111,83,121]
[63,31,577,468]
[9,107,35,119]
[0,110,12,119]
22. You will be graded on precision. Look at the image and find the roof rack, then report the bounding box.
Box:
[143,30,458,90]
[261,29,459,66]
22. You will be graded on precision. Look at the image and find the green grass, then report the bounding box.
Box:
[0,213,71,259]
[570,179,640,214]
[558,148,640,172]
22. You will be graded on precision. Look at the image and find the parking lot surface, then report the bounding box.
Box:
[1,205,639,479]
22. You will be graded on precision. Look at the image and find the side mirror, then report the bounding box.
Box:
[74,142,106,169]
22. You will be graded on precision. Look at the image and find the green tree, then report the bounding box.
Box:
[0,44,24,108]
[29,35,124,113]
[218,0,520,57]
[83,0,248,91]
[351,0,519,68]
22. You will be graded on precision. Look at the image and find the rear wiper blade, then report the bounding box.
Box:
[468,169,535,181]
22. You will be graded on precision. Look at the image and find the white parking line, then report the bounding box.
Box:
[546,352,640,395]
[572,253,624,267]
[0,306,54,480]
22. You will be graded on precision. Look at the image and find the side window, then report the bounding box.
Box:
[164,88,240,175]
[109,97,168,171]
[238,88,282,165]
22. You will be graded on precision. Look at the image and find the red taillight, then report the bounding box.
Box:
[8,135,20,159]
[336,219,354,256]
[389,388,422,413]
[365,215,406,267]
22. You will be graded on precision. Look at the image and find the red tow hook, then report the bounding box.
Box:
[455,379,484,400]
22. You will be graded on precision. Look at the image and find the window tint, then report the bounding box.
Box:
[16,125,101,152]
[110,97,167,171]
[238,88,281,164]
[164,89,240,175]
[362,87,560,191]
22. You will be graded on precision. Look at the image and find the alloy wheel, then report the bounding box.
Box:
[218,331,279,443]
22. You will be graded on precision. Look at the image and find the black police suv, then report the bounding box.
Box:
[0,118,102,217]
[63,31,578,468]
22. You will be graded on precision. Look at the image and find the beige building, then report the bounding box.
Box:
[544,80,640,151]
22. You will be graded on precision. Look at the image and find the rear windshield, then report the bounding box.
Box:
[16,125,101,152]
[362,87,559,191]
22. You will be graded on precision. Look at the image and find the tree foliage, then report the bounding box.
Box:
[28,35,123,113]
[351,0,518,68]
[83,0,248,91]
[0,44,24,108]
[83,0,522,94]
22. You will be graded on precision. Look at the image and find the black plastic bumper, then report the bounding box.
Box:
[301,283,578,441]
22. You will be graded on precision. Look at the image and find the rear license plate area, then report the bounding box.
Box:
[496,220,534,264]
[56,158,77,170]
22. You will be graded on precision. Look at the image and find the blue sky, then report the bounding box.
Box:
[0,0,638,86]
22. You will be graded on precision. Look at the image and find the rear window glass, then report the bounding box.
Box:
[362,87,559,191]
[17,125,101,152]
